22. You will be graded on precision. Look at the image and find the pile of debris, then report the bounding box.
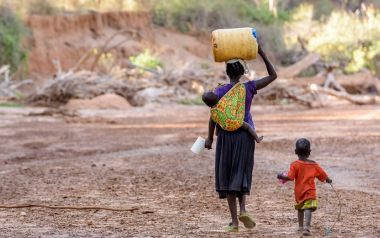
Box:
[25,67,227,107]
[26,67,379,109]
[27,71,134,106]
[254,53,380,107]
[3,51,380,109]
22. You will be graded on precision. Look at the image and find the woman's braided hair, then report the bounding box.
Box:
[226,61,245,79]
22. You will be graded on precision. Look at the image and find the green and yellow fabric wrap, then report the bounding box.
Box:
[211,83,246,131]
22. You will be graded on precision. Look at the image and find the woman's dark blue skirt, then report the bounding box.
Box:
[215,127,255,199]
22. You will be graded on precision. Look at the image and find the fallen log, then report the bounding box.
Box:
[0,65,36,99]
[279,53,320,78]
[336,70,378,94]
[312,85,380,105]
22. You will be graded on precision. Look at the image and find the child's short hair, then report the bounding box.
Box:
[295,138,311,156]
[202,91,219,107]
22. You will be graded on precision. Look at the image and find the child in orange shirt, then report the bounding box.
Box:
[277,138,332,236]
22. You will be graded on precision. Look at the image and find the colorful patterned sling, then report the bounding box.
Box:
[211,83,246,131]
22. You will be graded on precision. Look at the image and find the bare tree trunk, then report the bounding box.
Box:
[269,0,277,16]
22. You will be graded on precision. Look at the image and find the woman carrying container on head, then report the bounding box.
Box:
[205,40,277,232]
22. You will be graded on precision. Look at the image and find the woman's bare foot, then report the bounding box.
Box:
[256,136,264,143]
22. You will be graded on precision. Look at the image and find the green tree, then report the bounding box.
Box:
[0,6,28,73]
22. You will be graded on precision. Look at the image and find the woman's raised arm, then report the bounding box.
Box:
[255,45,277,90]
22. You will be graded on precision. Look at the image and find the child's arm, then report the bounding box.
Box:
[241,122,263,143]
[205,117,216,149]
[316,165,332,183]
[277,173,291,181]
[277,163,297,182]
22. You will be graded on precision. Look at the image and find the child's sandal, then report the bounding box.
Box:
[238,212,256,229]
[226,223,239,232]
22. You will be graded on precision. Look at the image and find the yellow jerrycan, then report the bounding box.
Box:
[212,27,258,62]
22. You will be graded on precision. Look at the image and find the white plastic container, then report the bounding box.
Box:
[190,136,206,155]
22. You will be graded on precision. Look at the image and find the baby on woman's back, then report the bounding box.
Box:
[202,90,263,143]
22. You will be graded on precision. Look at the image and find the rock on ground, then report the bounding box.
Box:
[65,93,131,110]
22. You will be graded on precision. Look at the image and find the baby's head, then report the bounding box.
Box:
[202,91,219,107]
[295,138,311,157]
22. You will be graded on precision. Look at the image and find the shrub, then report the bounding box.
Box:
[129,49,162,71]
[282,3,380,73]
[28,0,58,15]
[152,0,237,32]
[241,0,291,25]
[151,0,290,32]
[256,23,287,59]
[0,6,28,73]
[307,6,380,73]
[312,0,335,20]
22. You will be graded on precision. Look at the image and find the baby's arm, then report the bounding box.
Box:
[205,117,216,149]
[242,122,263,143]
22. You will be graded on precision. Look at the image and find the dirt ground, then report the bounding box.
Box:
[0,104,379,237]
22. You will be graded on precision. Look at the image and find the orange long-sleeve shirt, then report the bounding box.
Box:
[287,160,328,204]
